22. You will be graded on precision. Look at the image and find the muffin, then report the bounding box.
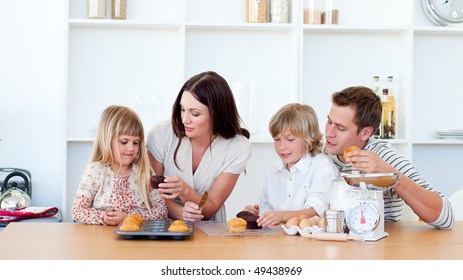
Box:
[343,145,360,160]
[150,175,165,189]
[119,214,144,232]
[168,220,189,232]
[236,211,262,229]
[227,217,247,233]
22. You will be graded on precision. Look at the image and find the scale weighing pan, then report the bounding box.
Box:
[341,171,401,190]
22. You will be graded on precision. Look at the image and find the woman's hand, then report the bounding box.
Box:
[158,175,192,200]
[182,201,204,222]
[256,211,284,228]
[243,204,260,215]
[103,211,127,226]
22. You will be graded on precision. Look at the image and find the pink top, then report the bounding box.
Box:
[72,162,168,225]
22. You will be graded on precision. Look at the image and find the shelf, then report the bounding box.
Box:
[67,137,95,142]
[62,0,463,222]
[414,25,463,34]
[69,18,181,29]
[303,25,410,33]
[185,22,295,31]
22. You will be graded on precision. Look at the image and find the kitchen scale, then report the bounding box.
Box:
[334,171,401,241]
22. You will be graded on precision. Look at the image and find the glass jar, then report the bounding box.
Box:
[330,176,356,217]
[270,0,289,23]
[246,0,269,23]
[322,0,339,24]
[87,0,106,19]
[304,0,321,24]
[112,0,127,20]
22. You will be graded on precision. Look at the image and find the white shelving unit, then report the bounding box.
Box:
[64,0,463,222]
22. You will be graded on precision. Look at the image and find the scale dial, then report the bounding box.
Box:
[346,202,380,234]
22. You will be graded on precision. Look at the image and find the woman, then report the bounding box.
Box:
[147,71,252,222]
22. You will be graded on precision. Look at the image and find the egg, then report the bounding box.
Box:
[298,214,308,220]
[285,216,300,228]
[312,215,321,223]
[299,219,311,229]
[308,217,317,226]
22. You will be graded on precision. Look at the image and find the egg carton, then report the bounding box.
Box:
[281,224,324,237]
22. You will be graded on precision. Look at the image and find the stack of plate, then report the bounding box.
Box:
[436,130,463,140]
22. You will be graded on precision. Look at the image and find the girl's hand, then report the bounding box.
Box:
[182,201,204,222]
[104,211,127,226]
[158,175,192,200]
[257,211,284,228]
[243,204,260,216]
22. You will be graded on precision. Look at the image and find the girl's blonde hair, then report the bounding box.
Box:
[91,105,152,210]
[269,103,323,157]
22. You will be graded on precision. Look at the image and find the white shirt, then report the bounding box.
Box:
[147,120,252,222]
[259,153,339,217]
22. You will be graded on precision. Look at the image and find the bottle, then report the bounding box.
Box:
[372,76,380,138]
[112,0,127,20]
[387,76,396,138]
[322,0,339,24]
[87,0,106,19]
[380,89,393,139]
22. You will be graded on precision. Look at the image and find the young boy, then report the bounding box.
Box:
[245,103,338,228]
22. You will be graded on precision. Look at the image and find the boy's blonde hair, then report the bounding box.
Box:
[91,105,152,210]
[269,103,323,157]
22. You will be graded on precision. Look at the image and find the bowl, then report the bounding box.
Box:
[341,172,401,190]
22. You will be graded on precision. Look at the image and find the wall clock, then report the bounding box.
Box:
[422,0,463,26]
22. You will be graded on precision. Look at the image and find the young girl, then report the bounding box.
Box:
[72,105,168,225]
[244,103,338,228]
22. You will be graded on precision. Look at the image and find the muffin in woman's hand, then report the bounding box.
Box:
[343,145,360,160]
[227,217,247,233]
[150,175,165,189]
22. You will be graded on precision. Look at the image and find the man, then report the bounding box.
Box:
[324,86,454,229]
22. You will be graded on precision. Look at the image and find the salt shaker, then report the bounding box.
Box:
[324,209,345,233]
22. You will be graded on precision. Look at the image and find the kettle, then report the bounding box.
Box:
[0,168,32,210]
[0,187,31,210]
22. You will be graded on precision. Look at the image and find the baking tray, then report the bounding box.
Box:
[114,219,193,240]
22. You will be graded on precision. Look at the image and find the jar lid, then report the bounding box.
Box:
[324,209,345,219]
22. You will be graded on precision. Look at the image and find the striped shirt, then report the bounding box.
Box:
[325,139,454,229]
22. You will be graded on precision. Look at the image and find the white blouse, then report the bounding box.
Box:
[147,120,252,222]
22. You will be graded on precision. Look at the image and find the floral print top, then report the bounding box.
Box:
[72,162,168,225]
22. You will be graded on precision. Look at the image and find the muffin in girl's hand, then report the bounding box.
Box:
[227,217,247,233]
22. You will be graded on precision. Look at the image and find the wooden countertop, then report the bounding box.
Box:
[0,221,462,260]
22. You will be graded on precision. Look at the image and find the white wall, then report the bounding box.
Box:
[1,1,460,222]
[0,1,67,208]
